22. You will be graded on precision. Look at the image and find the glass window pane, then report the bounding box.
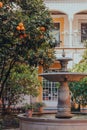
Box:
[81,23,87,42]
[43,79,58,101]
[52,23,60,47]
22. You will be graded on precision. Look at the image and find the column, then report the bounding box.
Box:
[68,14,73,47]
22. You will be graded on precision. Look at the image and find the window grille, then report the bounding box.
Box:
[43,79,58,101]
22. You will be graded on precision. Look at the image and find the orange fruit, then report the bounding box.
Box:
[20,26,25,31]
[0,2,3,8]
[16,26,21,31]
[40,26,46,32]
[18,22,24,27]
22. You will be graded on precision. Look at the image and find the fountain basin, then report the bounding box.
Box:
[18,113,87,130]
[39,72,87,82]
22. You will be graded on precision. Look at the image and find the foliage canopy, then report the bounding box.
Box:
[0,0,55,100]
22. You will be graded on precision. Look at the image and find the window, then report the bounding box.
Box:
[43,79,58,101]
[52,23,60,47]
[81,23,87,42]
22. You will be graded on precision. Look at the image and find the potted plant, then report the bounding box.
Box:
[23,103,33,117]
[34,102,45,113]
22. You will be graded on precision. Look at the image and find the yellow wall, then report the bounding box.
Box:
[49,61,61,70]
[37,65,43,102]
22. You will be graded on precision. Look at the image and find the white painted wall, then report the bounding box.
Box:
[44,0,87,16]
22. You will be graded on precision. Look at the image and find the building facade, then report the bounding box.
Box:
[37,0,87,107]
[17,0,87,107]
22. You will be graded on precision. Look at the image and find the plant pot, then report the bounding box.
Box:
[38,107,43,113]
[26,109,33,117]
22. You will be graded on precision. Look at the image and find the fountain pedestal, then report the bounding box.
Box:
[56,80,72,118]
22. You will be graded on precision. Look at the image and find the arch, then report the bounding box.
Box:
[50,10,67,15]
[74,10,87,15]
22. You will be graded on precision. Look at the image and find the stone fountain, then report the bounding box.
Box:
[18,50,87,130]
[40,50,87,118]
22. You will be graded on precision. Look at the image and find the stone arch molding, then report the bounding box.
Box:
[50,9,67,15]
[75,10,87,15]
[47,3,87,20]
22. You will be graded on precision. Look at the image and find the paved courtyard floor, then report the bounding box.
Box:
[4,128,20,130]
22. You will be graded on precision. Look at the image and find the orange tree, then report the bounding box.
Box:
[0,0,55,100]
